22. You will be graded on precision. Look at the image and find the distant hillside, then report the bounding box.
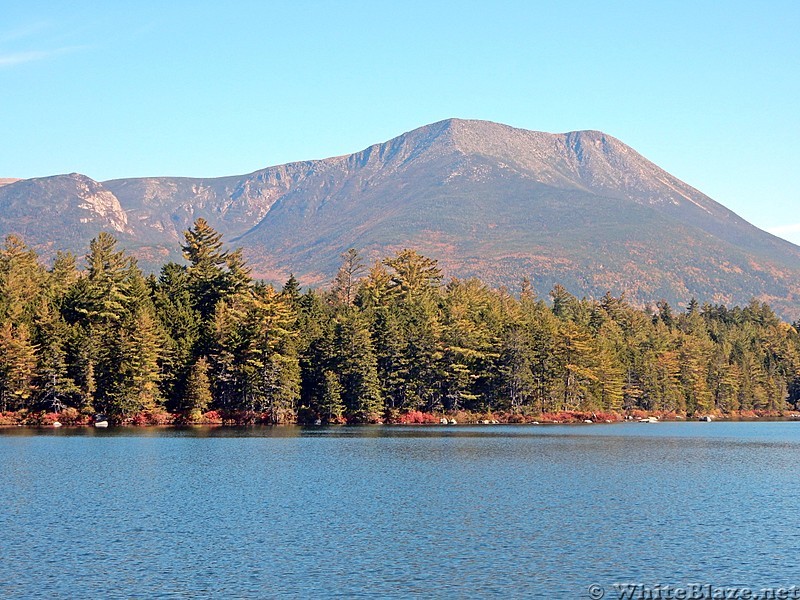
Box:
[1,119,799,319]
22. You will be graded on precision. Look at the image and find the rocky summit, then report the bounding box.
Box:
[2,119,799,318]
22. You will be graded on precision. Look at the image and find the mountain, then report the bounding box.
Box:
[1,119,799,319]
[0,173,130,253]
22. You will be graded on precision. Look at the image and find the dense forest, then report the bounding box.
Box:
[0,219,798,425]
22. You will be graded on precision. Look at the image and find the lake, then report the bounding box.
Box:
[1,422,800,598]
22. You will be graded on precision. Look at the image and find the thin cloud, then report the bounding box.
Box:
[0,22,51,44]
[0,50,52,67]
[0,45,88,68]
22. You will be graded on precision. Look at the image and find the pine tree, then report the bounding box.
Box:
[677,332,713,415]
[183,357,213,421]
[82,232,132,325]
[182,218,232,319]
[550,284,575,319]
[48,251,79,300]
[524,301,561,412]
[440,279,500,411]
[384,249,442,301]
[297,289,335,415]
[319,370,345,423]
[257,349,301,423]
[208,283,299,419]
[243,286,300,420]
[331,248,365,306]
[209,300,245,412]
[0,321,38,411]
[356,261,392,310]
[369,306,407,409]
[225,248,252,298]
[591,322,625,411]
[0,235,46,326]
[64,324,96,413]
[553,320,595,410]
[656,300,675,329]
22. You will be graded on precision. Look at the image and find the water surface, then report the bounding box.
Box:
[1,422,799,598]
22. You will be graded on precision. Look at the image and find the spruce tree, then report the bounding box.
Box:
[334,313,383,422]
[498,327,535,412]
[33,302,79,410]
[320,370,345,423]
[119,307,164,414]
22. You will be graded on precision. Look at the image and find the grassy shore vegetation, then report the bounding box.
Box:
[0,220,799,426]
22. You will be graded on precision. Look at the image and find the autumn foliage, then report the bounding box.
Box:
[0,223,799,429]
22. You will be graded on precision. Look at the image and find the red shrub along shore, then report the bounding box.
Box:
[1,408,797,427]
[392,410,442,424]
[0,408,91,427]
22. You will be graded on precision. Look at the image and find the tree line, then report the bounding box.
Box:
[0,219,798,424]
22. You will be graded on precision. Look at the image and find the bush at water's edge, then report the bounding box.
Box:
[2,408,797,428]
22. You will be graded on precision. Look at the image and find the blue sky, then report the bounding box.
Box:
[2,1,799,243]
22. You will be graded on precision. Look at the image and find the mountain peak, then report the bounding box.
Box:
[409,118,620,152]
[0,172,129,237]
[391,120,718,217]
[0,119,798,319]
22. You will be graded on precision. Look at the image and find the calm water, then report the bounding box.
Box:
[1,422,800,598]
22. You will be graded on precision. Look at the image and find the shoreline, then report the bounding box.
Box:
[2,408,798,429]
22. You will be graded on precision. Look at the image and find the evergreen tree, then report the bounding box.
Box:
[440,279,500,411]
[281,274,302,308]
[498,327,536,412]
[297,289,335,416]
[0,321,38,411]
[33,302,79,410]
[152,263,201,408]
[182,218,232,319]
[525,301,561,412]
[550,284,576,319]
[333,313,383,422]
[182,357,213,420]
[369,305,407,409]
[319,370,345,423]
[48,251,79,300]
[591,322,625,411]
[64,324,97,413]
[117,307,164,415]
[81,232,133,325]
[384,249,442,301]
[331,248,365,306]
[0,235,46,326]
[553,319,595,410]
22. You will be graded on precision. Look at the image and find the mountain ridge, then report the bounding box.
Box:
[1,119,798,319]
